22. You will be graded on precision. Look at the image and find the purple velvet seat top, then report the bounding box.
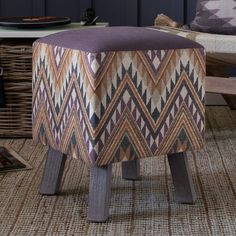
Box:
[37,26,204,53]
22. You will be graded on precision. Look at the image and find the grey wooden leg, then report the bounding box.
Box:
[122,159,140,180]
[88,164,112,222]
[167,152,196,204]
[222,94,236,110]
[39,147,67,195]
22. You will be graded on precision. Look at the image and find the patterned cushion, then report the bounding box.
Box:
[190,0,236,35]
[32,27,205,166]
[152,26,236,55]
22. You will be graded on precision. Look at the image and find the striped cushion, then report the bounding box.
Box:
[151,26,236,55]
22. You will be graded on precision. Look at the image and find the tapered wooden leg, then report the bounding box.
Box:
[39,147,67,195]
[167,152,196,204]
[88,164,112,222]
[122,159,140,180]
[222,94,236,110]
[206,63,236,110]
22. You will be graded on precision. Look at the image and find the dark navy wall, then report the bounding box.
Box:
[0,0,90,21]
[140,0,184,26]
[93,0,185,26]
[0,0,33,16]
[0,0,196,26]
[185,0,197,22]
[94,0,139,26]
[45,0,90,21]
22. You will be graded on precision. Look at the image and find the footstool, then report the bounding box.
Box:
[32,27,205,222]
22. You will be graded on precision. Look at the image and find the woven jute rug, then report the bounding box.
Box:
[0,106,235,236]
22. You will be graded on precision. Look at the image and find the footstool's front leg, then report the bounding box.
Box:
[88,164,112,222]
[122,159,140,180]
[167,152,196,204]
[39,147,67,195]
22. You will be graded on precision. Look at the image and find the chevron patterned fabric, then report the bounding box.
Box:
[32,28,205,166]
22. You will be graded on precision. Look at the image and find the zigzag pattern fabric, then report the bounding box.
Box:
[32,42,205,166]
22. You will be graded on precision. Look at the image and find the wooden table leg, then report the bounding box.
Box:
[122,159,140,180]
[39,147,67,195]
[88,164,112,222]
[222,94,236,110]
[167,152,196,204]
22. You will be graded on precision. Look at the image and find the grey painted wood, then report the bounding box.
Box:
[32,0,45,16]
[122,159,140,180]
[167,152,196,204]
[88,164,112,222]
[206,76,236,95]
[39,147,67,195]
[222,95,236,110]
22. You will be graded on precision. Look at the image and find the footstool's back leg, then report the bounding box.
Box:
[88,164,112,222]
[40,147,67,195]
[122,159,140,180]
[167,152,196,204]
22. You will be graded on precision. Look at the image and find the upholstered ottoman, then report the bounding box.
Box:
[32,27,205,222]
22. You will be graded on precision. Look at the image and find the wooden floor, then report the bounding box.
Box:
[0,106,236,236]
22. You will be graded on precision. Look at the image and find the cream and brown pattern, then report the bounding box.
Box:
[32,27,205,166]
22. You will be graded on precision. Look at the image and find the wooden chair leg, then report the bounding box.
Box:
[222,94,236,110]
[167,152,196,204]
[39,147,67,195]
[88,164,112,222]
[122,159,140,180]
